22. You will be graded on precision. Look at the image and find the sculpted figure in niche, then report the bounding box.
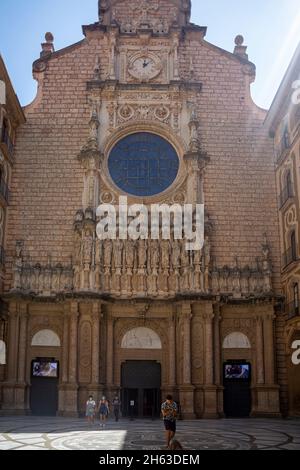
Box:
[171,238,181,269]
[181,241,190,268]
[95,239,103,265]
[161,239,170,269]
[262,235,271,272]
[113,239,123,268]
[125,239,135,269]
[150,239,159,270]
[138,239,147,269]
[104,239,113,267]
[13,242,23,289]
[83,231,93,264]
[204,236,211,267]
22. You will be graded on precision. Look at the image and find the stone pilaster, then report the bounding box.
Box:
[168,313,176,389]
[202,305,218,419]
[62,301,79,417]
[251,310,281,417]
[89,302,103,401]
[1,302,19,411]
[178,302,195,420]
[15,304,29,411]
[106,313,115,400]
[213,304,224,417]
[256,315,265,385]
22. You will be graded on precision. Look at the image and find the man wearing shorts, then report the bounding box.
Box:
[161,395,178,449]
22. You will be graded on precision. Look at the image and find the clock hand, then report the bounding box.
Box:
[143,60,149,68]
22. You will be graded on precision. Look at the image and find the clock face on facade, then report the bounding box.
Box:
[108,133,179,197]
[128,55,162,81]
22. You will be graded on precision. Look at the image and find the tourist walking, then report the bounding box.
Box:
[161,395,178,449]
[98,396,109,428]
[112,396,121,422]
[85,396,96,425]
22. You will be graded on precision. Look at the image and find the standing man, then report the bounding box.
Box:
[161,395,178,449]
[112,395,121,422]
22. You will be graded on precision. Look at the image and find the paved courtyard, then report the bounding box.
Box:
[0,417,299,450]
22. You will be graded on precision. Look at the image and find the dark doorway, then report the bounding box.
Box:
[30,360,59,416]
[121,361,161,418]
[223,362,252,418]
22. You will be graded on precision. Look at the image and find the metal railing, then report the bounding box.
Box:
[283,245,298,268]
[0,246,5,267]
[279,183,294,209]
[0,178,9,204]
[0,126,14,157]
[287,301,300,320]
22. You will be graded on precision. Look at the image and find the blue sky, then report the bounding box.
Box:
[1,0,300,108]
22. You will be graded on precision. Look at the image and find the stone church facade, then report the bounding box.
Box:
[0,0,286,418]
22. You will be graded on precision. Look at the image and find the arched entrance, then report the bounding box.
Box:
[120,327,162,418]
[30,330,60,416]
[121,361,161,418]
[222,332,252,418]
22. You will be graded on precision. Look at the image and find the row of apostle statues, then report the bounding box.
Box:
[74,232,211,295]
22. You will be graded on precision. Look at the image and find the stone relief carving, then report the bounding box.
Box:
[12,231,273,299]
[223,332,251,349]
[31,329,61,347]
[107,102,176,130]
[79,321,92,383]
[121,327,162,350]
[111,0,178,34]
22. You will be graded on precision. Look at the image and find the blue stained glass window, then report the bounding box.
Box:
[108,133,179,197]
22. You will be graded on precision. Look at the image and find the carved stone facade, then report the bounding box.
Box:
[0,1,284,418]
[266,42,300,417]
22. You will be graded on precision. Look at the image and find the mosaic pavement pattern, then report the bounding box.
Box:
[0,417,299,450]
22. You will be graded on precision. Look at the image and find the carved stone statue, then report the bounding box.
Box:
[83,231,93,264]
[113,239,123,268]
[171,238,181,269]
[125,239,135,269]
[138,239,147,269]
[262,234,271,272]
[150,239,159,270]
[204,236,211,267]
[161,239,170,269]
[104,239,113,268]
[13,242,23,290]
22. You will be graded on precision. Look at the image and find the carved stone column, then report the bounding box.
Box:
[263,314,275,384]
[106,313,115,399]
[63,302,79,417]
[78,101,102,212]
[7,304,18,384]
[171,32,180,81]
[252,309,281,417]
[256,315,265,384]
[178,302,195,419]
[168,314,176,389]
[15,305,29,411]
[2,302,19,411]
[62,309,69,384]
[183,107,209,205]
[89,302,103,401]
[213,304,224,417]
[202,306,219,418]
